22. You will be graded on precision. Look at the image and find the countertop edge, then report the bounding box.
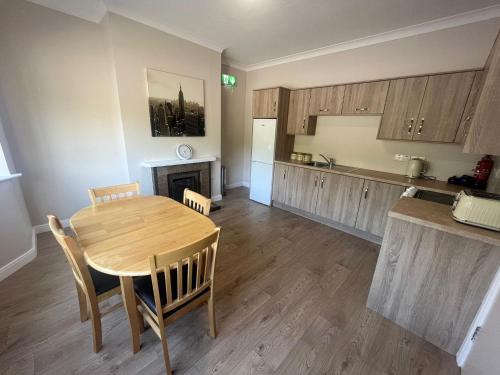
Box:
[274,160,460,196]
[389,198,500,247]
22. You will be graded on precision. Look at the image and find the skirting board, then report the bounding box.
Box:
[226,181,250,189]
[272,201,382,245]
[34,218,70,234]
[0,229,37,282]
[456,266,500,367]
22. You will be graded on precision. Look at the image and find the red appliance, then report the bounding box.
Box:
[474,155,494,189]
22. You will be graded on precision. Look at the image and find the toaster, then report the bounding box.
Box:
[452,190,500,231]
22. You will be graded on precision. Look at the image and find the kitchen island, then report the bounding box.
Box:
[367,197,500,354]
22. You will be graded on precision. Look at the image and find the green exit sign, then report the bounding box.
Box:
[221,73,237,87]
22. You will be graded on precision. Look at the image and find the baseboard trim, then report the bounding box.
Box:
[272,201,382,245]
[211,194,223,202]
[0,229,37,282]
[456,266,500,367]
[34,218,70,234]
[226,181,248,189]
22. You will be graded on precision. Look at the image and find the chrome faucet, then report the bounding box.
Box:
[319,154,335,169]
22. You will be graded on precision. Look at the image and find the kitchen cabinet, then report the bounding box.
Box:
[464,31,500,155]
[377,77,428,140]
[315,173,364,226]
[287,89,317,135]
[253,88,279,118]
[272,163,288,204]
[309,85,345,116]
[455,71,484,144]
[412,71,475,143]
[354,180,405,237]
[285,166,321,213]
[342,81,389,115]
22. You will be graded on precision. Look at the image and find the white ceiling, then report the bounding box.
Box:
[29,0,500,69]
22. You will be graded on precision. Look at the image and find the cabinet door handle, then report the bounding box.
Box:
[302,119,306,129]
[283,170,286,180]
[320,176,325,189]
[314,176,318,187]
[273,101,277,112]
[319,108,329,112]
[364,187,369,199]
[417,118,424,135]
[407,118,414,134]
[356,107,368,112]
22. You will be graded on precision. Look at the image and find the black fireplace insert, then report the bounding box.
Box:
[167,171,201,203]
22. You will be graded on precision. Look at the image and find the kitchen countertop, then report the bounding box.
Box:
[390,197,500,246]
[275,160,462,196]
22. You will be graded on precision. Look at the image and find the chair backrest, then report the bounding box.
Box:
[88,182,140,205]
[47,215,96,299]
[183,189,211,216]
[148,228,221,317]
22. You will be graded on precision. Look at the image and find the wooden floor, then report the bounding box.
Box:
[0,188,459,375]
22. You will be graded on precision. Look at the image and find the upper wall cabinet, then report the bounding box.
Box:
[464,31,500,155]
[253,88,279,118]
[287,89,317,135]
[455,71,484,144]
[378,77,428,140]
[412,71,475,143]
[342,81,389,115]
[309,85,345,116]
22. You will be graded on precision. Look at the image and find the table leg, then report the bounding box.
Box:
[120,276,142,353]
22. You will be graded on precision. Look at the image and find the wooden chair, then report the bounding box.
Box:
[47,215,121,352]
[133,228,221,374]
[183,188,211,216]
[88,182,140,205]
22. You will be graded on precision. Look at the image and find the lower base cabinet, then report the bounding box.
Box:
[354,180,405,237]
[315,173,364,227]
[285,166,321,213]
[272,163,288,204]
[272,163,406,239]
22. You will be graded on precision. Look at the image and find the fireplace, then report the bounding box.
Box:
[167,171,201,203]
[152,161,211,200]
[149,160,221,212]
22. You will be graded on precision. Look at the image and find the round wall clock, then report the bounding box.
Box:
[176,144,193,160]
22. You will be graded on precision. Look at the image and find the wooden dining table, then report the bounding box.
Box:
[70,195,216,353]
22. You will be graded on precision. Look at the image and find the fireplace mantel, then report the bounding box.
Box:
[142,156,216,168]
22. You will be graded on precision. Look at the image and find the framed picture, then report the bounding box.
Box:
[146,69,205,137]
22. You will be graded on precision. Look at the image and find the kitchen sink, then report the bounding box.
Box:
[308,161,329,168]
[414,190,456,206]
[306,161,359,173]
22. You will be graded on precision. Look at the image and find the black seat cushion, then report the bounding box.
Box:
[88,266,121,296]
[134,263,208,317]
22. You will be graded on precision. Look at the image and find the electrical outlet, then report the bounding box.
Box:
[394,154,410,161]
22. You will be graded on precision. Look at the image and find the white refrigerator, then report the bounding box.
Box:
[249,118,277,205]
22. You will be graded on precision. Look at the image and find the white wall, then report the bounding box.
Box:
[221,64,246,188]
[294,116,481,181]
[105,13,222,197]
[243,18,500,184]
[462,269,500,374]
[0,1,223,227]
[0,0,129,225]
[0,116,33,274]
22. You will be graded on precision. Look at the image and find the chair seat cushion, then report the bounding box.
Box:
[88,266,121,296]
[134,263,208,317]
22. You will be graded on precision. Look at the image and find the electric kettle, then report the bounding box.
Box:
[406,158,425,178]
